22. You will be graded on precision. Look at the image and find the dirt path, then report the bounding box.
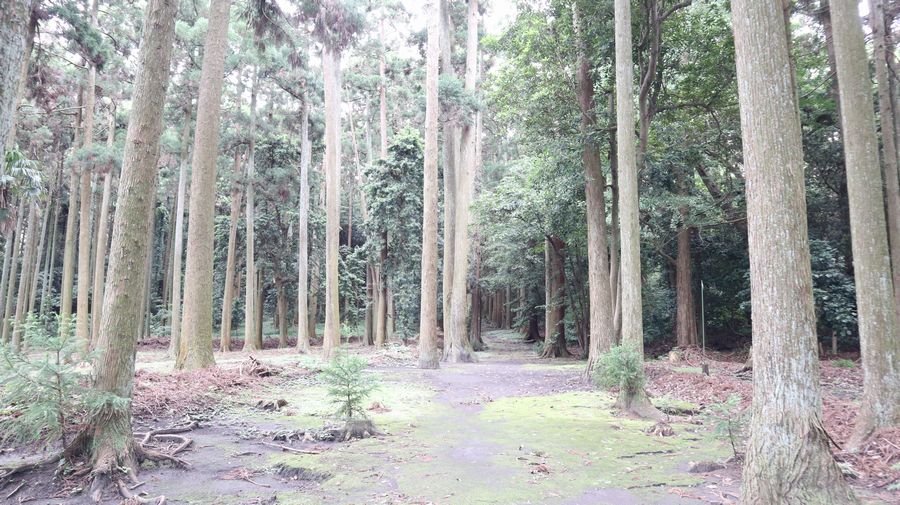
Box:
[4,332,743,504]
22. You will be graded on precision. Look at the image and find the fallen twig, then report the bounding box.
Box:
[116,479,167,505]
[5,480,25,499]
[260,441,323,455]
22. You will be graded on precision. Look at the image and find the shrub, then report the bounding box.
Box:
[832,358,855,368]
[0,315,124,450]
[593,345,646,394]
[320,354,378,421]
[704,394,748,460]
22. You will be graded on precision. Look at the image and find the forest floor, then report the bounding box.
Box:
[2,330,898,504]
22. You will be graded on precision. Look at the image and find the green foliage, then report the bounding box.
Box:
[703,395,748,460]
[0,315,126,449]
[320,354,378,421]
[831,358,855,369]
[809,240,857,344]
[0,149,43,230]
[592,345,646,395]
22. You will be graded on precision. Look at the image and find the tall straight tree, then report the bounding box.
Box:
[732,0,858,501]
[418,0,441,369]
[869,0,900,319]
[90,104,117,347]
[60,105,81,338]
[575,2,615,372]
[76,0,100,352]
[830,0,900,447]
[168,102,191,357]
[322,44,342,359]
[440,0,458,332]
[614,0,643,354]
[177,0,233,370]
[0,0,31,147]
[243,66,260,351]
[79,0,178,488]
[444,0,478,363]
[296,86,312,353]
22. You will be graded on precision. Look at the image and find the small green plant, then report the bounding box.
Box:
[704,394,748,460]
[0,315,124,450]
[593,345,646,394]
[320,354,379,421]
[832,358,855,368]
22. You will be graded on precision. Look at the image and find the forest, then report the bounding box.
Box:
[0,0,899,503]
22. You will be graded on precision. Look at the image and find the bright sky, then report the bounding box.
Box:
[400,0,518,36]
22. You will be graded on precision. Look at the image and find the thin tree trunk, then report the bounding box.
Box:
[440,0,458,332]
[541,236,570,358]
[12,202,39,350]
[277,276,287,347]
[296,91,311,353]
[39,172,61,315]
[732,0,857,501]
[0,202,25,330]
[177,0,232,371]
[76,0,100,352]
[27,197,49,315]
[255,268,264,348]
[243,65,259,352]
[1,203,25,344]
[59,103,82,337]
[169,103,192,356]
[90,104,116,348]
[219,182,242,352]
[615,0,644,355]
[675,173,698,348]
[831,0,900,448]
[81,0,178,488]
[418,0,441,368]
[322,46,342,359]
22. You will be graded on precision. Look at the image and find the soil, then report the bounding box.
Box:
[1,330,896,505]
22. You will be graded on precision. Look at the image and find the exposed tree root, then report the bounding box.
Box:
[117,479,167,504]
[615,388,668,422]
[539,338,570,359]
[331,419,382,441]
[443,344,476,363]
[0,453,64,483]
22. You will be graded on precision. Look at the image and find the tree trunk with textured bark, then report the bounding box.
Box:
[733,0,858,501]
[177,0,232,370]
[440,0,458,331]
[12,202,39,350]
[830,0,900,448]
[0,0,31,148]
[78,0,178,491]
[1,203,25,344]
[418,0,442,368]
[243,66,260,352]
[675,173,698,348]
[322,45,342,359]
[615,0,644,355]
[168,103,191,356]
[296,92,311,353]
[541,236,570,358]
[219,181,241,352]
[90,105,117,348]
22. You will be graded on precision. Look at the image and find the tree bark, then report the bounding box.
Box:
[12,202,39,350]
[541,236,570,358]
[418,0,442,369]
[830,0,900,448]
[0,0,31,148]
[168,103,191,356]
[59,103,82,338]
[576,4,616,372]
[90,104,117,348]
[440,0,458,331]
[219,181,242,352]
[81,0,178,488]
[732,0,858,501]
[1,203,25,344]
[869,0,900,322]
[243,66,260,352]
[177,0,232,370]
[296,91,311,353]
[615,0,644,355]
[675,173,698,348]
[322,45,343,359]
[444,0,478,364]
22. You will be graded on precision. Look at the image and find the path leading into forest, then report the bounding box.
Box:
[117,330,739,505]
[18,331,747,505]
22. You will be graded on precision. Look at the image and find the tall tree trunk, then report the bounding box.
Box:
[674,173,698,348]
[255,268,264,348]
[541,235,570,358]
[0,203,25,333]
[418,0,441,368]
[732,0,858,501]
[277,276,287,347]
[168,103,192,356]
[76,0,100,353]
[39,171,61,315]
[869,0,900,321]
[296,92,311,353]
[12,202,39,350]
[444,0,479,363]
[243,66,259,352]
[1,203,25,343]
[469,239,485,351]
[219,181,242,352]
[90,104,117,348]
[375,235,388,346]
[615,0,644,355]
[440,0,458,331]
[59,104,82,337]
[322,46,343,359]
[0,0,31,148]
[830,0,900,448]
[27,181,51,316]
[80,0,177,490]
[177,0,232,371]
[575,4,615,373]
